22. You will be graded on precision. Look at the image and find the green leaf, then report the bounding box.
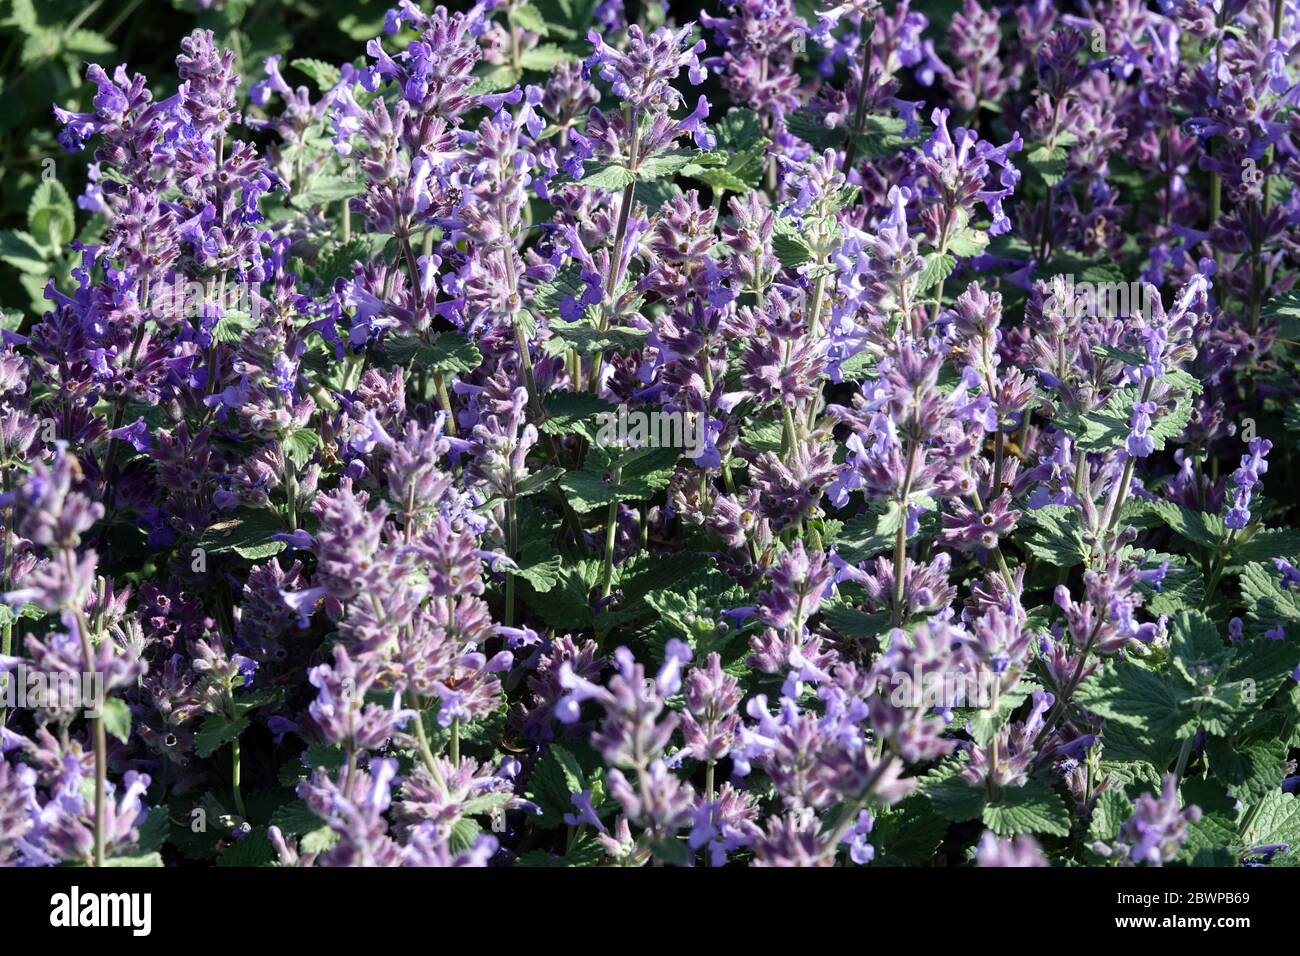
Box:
[981,782,1071,837]
[289,174,364,208]
[1239,561,1300,636]
[135,806,171,854]
[285,428,319,469]
[578,163,636,191]
[946,228,988,259]
[299,825,339,855]
[1206,737,1289,804]
[291,58,343,91]
[195,714,251,759]
[212,309,257,345]
[559,445,680,512]
[636,149,698,181]
[516,833,607,866]
[648,836,690,866]
[1147,500,1225,550]
[1021,505,1088,566]
[508,2,550,35]
[100,697,132,745]
[269,800,325,838]
[28,179,75,249]
[515,464,565,498]
[1088,787,1132,845]
[520,44,577,71]
[0,229,50,274]
[1231,527,1300,566]
[834,510,895,563]
[682,108,771,194]
[771,216,813,268]
[1239,790,1300,851]
[1178,814,1239,866]
[917,252,956,293]
[1077,659,1189,745]
[1137,553,1204,616]
[871,796,949,865]
[921,765,986,823]
[217,828,276,867]
[531,262,587,314]
[819,601,889,640]
[473,64,524,93]
[525,744,589,829]
[1023,144,1068,187]
[852,114,928,158]
[65,29,114,55]
[384,332,483,374]
[540,391,617,436]
[199,508,288,560]
[541,320,647,357]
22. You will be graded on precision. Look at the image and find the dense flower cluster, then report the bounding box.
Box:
[2,0,1300,870]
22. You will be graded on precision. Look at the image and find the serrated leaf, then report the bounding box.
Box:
[290,174,364,208]
[0,229,49,274]
[1147,500,1225,550]
[384,332,483,374]
[981,782,1071,836]
[1240,790,1300,851]
[285,428,318,469]
[269,800,324,837]
[558,445,680,512]
[541,321,647,357]
[100,697,132,745]
[577,163,635,191]
[199,508,288,560]
[921,766,986,823]
[917,252,956,293]
[291,58,342,91]
[195,714,250,759]
[28,180,75,250]
[1207,737,1288,804]
[1088,787,1132,845]
[636,149,698,181]
[771,216,813,268]
[509,2,549,35]
[135,806,170,854]
[520,44,576,71]
[1021,505,1088,566]
[540,392,617,435]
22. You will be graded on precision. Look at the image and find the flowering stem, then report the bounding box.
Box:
[504,496,518,627]
[450,717,460,766]
[231,737,246,818]
[411,707,447,788]
[890,440,919,627]
[590,178,635,393]
[780,401,799,458]
[1101,378,1155,538]
[929,222,953,326]
[821,754,896,863]
[0,467,11,726]
[599,465,623,598]
[74,608,106,868]
[1173,729,1196,782]
[591,106,640,392]
[433,373,457,436]
[839,17,875,176]
[284,457,298,531]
